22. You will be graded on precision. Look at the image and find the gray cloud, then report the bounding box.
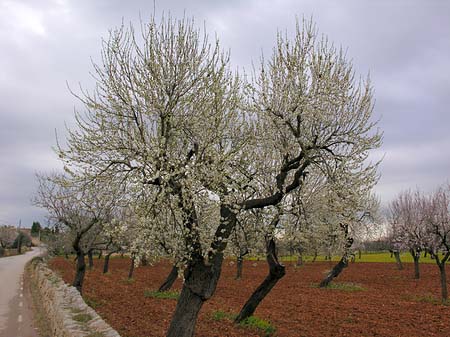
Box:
[1,0,449,226]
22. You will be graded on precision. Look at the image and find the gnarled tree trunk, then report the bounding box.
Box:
[166,203,238,337]
[88,249,94,269]
[235,249,248,280]
[128,256,135,279]
[73,251,86,294]
[159,265,178,292]
[438,263,448,301]
[103,252,113,274]
[72,232,87,294]
[235,237,285,323]
[320,256,348,287]
[410,249,420,279]
[320,224,353,288]
[166,253,224,337]
[434,251,450,302]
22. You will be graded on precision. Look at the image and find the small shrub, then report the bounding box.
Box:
[144,289,179,299]
[239,316,276,336]
[73,313,92,323]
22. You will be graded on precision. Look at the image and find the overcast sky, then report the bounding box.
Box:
[0,0,449,228]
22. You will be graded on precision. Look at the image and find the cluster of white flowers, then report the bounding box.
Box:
[47,16,382,275]
[389,184,450,258]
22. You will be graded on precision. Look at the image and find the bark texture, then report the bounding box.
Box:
[159,265,178,292]
[393,251,404,270]
[103,253,112,274]
[410,249,420,279]
[434,251,450,302]
[235,249,248,280]
[88,250,94,269]
[319,224,353,288]
[166,253,224,337]
[128,256,135,279]
[73,251,86,294]
[235,237,285,323]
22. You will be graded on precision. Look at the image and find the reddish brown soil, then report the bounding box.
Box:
[49,258,450,337]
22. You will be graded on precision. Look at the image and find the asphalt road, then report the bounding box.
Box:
[0,247,42,337]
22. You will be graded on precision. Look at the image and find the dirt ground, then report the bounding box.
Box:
[49,257,450,337]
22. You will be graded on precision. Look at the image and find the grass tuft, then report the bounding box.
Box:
[84,296,102,309]
[211,310,276,336]
[73,313,92,323]
[312,282,365,292]
[239,316,276,336]
[403,294,450,306]
[144,289,180,299]
[211,310,235,321]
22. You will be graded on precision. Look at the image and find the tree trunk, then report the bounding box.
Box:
[296,253,303,266]
[320,224,353,288]
[166,282,205,337]
[312,250,318,263]
[128,256,135,279]
[166,202,238,337]
[358,249,362,259]
[159,265,178,292]
[166,254,224,337]
[88,250,94,269]
[236,256,243,280]
[98,250,103,259]
[434,252,450,302]
[393,251,403,270]
[73,251,86,294]
[235,237,285,323]
[17,235,22,254]
[410,250,420,279]
[438,263,448,301]
[319,257,348,288]
[103,253,112,274]
[235,248,249,280]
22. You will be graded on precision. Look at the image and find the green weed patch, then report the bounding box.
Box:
[144,289,180,299]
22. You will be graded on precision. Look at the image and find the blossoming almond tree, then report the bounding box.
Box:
[34,173,121,294]
[389,190,427,279]
[423,185,450,301]
[57,16,381,336]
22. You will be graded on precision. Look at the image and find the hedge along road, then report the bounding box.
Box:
[0,247,42,337]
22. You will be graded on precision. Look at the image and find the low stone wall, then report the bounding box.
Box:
[28,257,121,337]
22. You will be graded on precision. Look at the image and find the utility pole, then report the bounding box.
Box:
[17,219,22,254]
